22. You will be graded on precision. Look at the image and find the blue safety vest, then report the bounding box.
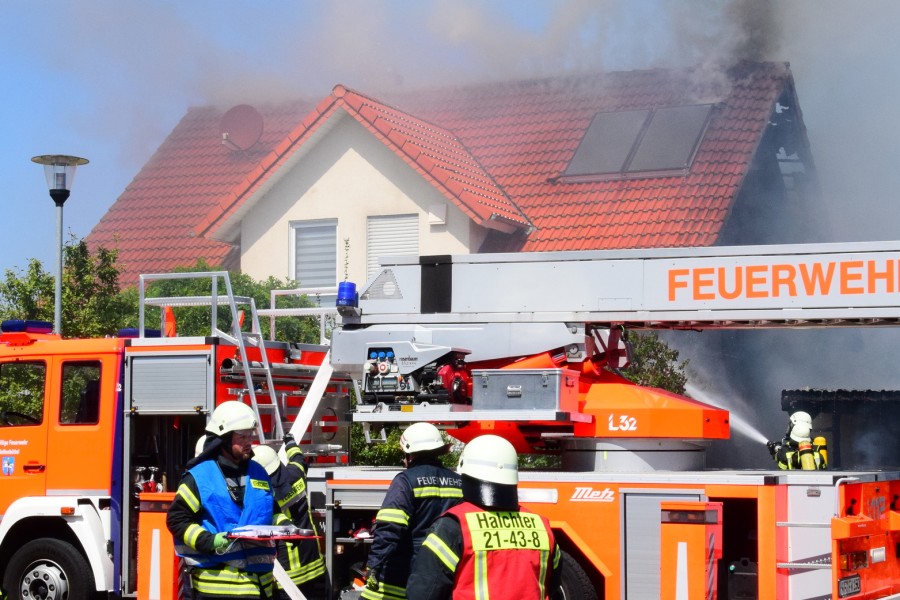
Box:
[179,459,275,572]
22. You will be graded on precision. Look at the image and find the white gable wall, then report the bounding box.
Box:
[239,115,486,285]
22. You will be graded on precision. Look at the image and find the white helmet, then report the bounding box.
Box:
[194,435,207,457]
[789,411,813,442]
[206,401,257,436]
[458,435,518,485]
[400,422,446,454]
[252,445,282,476]
[790,411,812,427]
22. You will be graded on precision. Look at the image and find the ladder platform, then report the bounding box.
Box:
[353,403,592,424]
[144,295,255,308]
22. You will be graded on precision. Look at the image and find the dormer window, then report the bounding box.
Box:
[562,104,713,181]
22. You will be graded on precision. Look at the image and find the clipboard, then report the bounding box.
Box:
[226,525,321,541]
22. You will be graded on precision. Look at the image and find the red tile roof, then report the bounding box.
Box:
[88,100,316,285]
[394,62,793,253]
[88,62,796,286]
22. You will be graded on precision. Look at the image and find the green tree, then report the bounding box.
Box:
[0,241,326,345]
[0,238,131,338]
[620,330,688,394]
[350,425,404,467]
[0,259,54,323]
[349,423,460,468]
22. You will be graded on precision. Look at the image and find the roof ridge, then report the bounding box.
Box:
[335,87,532,229]
[335,84,463,140]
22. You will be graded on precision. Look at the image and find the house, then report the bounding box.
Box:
[87,61,818,292]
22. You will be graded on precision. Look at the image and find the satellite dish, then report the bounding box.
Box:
[219,104,263,151]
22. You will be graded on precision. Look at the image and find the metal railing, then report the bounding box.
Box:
[258,286,339,345]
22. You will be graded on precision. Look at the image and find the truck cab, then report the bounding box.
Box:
[0,273,349,600]
[0,321,125,599]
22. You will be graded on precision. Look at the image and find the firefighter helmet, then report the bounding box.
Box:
[206,401,257,437]
[399,422,447,454]
[789,411,813,442]
[458,434,518,485]
[790,411,812,427]
[194,435,207,457]
[252,445,282,476]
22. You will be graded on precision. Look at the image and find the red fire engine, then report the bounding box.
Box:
[2,241,900,600]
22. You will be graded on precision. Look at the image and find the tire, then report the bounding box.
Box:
[3,538,93,600]
[553,550,599,600]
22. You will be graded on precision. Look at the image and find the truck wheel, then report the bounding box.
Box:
[3,538,93,600]
[554,550,599,600]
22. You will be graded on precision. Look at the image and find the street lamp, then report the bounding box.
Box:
[31,154,89,335]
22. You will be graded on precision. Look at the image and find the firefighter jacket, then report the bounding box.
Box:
[362,459,463,600]
[406,501,562,600]
[168,457,276,579]
[271,441,326,588]
[774,438,828,470]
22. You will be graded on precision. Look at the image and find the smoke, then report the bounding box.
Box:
[774,2,900,242]
[678,347,778,469]
[685,382,768,446]
[2,0,784,180]
[6,1,900,466]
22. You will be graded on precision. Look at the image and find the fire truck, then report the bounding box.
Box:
[2,241,900,600]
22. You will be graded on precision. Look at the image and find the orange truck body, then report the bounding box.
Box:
[0,326,898,600]
[323,468,900,599]
[5,239,900,599]
[0,317,345,600]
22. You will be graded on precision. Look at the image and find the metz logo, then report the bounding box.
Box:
[571,487,615,502]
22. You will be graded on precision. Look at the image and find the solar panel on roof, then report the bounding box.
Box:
[628,105,712,173]
[563,104,713,180]
[565,109,649,177]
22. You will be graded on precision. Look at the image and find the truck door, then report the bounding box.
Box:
[0,360,50,511]
[45,359,113,495]
[623,491,701,600]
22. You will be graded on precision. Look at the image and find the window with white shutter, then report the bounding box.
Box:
[291,220,337,288]
[367,214,418,279]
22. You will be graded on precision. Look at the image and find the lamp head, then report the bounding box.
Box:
[32,155,89,205]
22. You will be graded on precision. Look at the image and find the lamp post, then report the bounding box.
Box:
[31,154,89,335]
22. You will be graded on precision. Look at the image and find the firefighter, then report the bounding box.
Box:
[363,422,463,600]
[767,411,828,470]
[252,435,327,600]
[167,401,277,600]
[406,434,562,600]
[195,434,208,457]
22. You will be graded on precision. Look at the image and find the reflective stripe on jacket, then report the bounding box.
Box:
[176,459,275,572]
[273,510,326,586]
[189,565,275,599]
[776,444,828,470]
[439,501,559,600]
[363,461,463,598]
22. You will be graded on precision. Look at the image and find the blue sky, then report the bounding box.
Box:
[2,1,900,276]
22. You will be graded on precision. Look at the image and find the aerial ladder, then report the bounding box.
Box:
[138,272,286,443]
[289,240,900,600]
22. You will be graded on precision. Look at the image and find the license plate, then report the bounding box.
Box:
[838,574,861,598]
